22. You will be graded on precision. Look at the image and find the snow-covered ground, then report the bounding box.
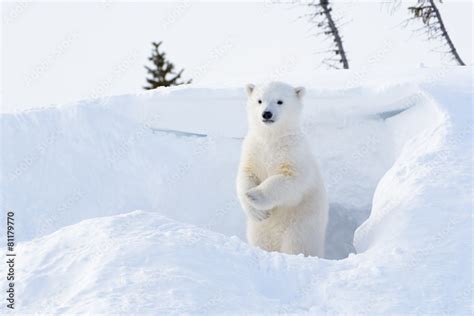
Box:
[1,67,472,314]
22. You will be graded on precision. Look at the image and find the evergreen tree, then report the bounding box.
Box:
[408,0,465,66]
[304,0,349,69]
[143,41,192,90]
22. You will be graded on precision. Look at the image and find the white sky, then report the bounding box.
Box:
[1,0,472,112]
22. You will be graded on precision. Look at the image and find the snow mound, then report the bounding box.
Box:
[1,67,472,314]
[15,211,325,314]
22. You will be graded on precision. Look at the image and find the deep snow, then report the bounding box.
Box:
[0,67,472,314]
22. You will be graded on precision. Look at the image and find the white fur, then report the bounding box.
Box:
[236,82,328,257]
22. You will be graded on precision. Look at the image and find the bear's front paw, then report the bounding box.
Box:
[247,207,270,222]
[246,188,274,210]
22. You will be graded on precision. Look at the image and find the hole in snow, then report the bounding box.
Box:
[149,88,426,260]
[309,92,400,259]
[314,89,436,259]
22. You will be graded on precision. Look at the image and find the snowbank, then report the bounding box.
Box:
[1,67,472,314]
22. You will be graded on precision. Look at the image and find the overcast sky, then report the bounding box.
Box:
[1,1,472,112]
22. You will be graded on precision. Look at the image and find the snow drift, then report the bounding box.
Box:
[0,67,472,314]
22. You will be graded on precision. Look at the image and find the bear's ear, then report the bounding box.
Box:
[295,86,306,98]
[246,84,255,96]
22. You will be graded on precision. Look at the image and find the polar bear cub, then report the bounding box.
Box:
[236,82,328,257]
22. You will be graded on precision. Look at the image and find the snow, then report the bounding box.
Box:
[1,67,472,314]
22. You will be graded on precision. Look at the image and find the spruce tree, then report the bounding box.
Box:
[408,0,465,66]
[304,0,349,69]
[143,41,192,90]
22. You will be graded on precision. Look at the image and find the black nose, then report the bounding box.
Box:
[262,111,273,120]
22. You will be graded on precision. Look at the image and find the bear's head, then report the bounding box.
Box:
[245,82,305,135]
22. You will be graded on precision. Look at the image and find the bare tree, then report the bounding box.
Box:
[408,0,465,66]
[305,0,349,69]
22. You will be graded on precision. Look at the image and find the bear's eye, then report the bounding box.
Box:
[258,99,262,104]
[277,100,283,105]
